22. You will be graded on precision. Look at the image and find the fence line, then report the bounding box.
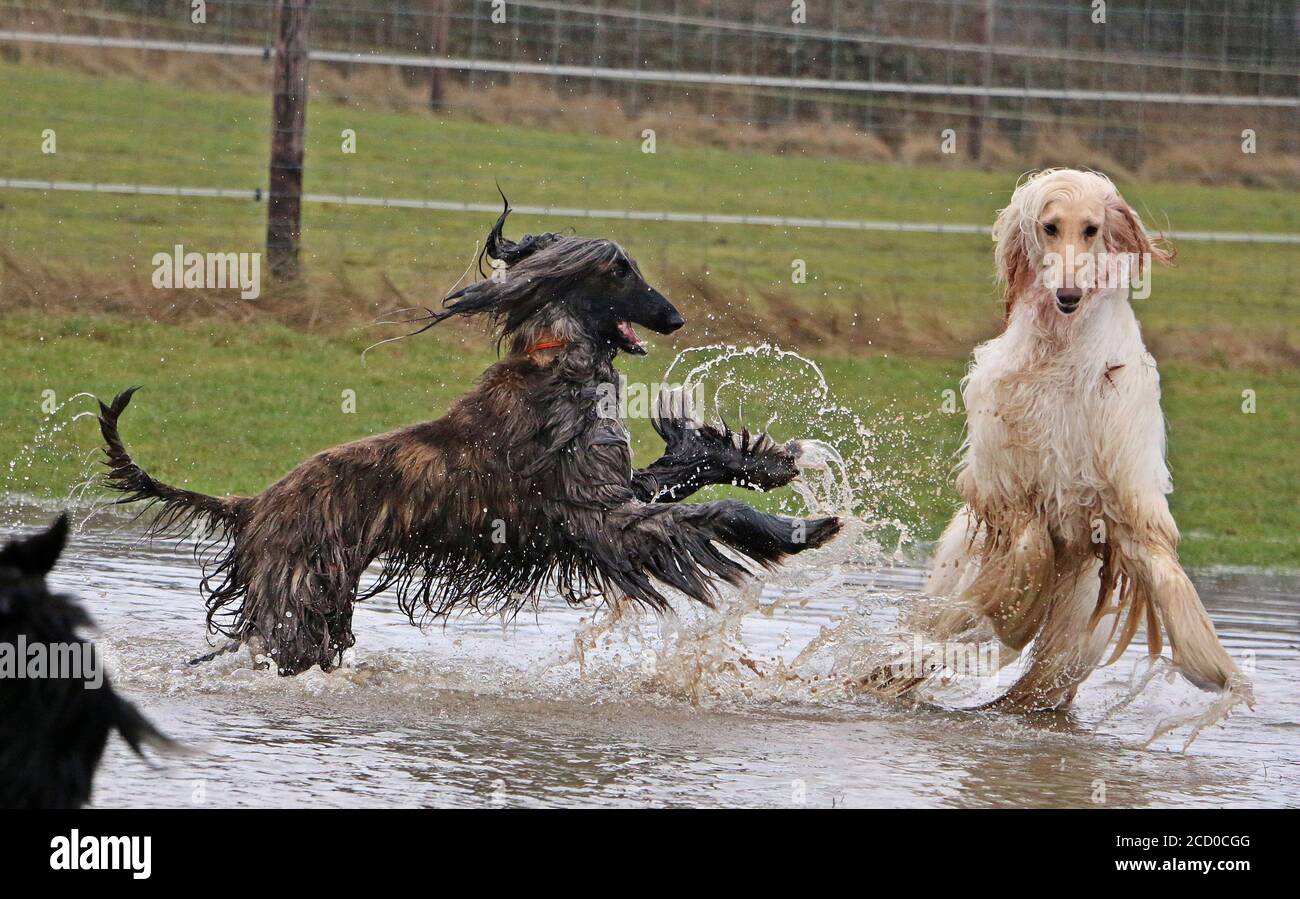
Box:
[1,30,1295,108]
[510,0,1292,76]
[4,178,1296,245]
[25,0,1292,77]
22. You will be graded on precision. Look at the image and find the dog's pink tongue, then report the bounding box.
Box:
[618,321,642,346]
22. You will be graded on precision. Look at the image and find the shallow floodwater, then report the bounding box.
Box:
[5,502,1298,808]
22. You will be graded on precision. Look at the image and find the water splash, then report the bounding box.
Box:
[2,392,103,527]
[664,342,933,557]
[526,343,944,709]
[1091,656,1252,751]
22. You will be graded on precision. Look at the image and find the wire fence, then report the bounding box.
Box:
[4,26,1296,106]
[4,177,1298,244]
[6,1,1296,152]
[0,0,1295,356]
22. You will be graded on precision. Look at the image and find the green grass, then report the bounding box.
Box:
[0,62,1296,568]
[1,316,1294,569]
[1,62,1296,353]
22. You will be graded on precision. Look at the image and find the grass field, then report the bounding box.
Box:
[2,62,1296,360]
[1,315,1294,568]
[0,62,1296,568]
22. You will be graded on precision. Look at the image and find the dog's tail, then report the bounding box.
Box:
[97,387,248,536]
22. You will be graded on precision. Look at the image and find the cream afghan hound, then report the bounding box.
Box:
[869,168,1252,712]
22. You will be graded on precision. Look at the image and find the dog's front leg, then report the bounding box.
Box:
[632,387,804,502]
[563,499,842,610]
[1118,538,1252,702]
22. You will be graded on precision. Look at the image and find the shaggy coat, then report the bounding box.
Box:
[100,204,839,675]
[870,169,1250,711]
[0,515,171,808]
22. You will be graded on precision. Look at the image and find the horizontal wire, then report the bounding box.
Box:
[2,177,1296,244]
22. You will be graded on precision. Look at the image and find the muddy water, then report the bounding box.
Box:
[5,502,1297,809]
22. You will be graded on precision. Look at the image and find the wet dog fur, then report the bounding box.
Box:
[98,201,841,675]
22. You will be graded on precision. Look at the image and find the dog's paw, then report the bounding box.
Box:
[728,430,800,491]
[791,515,842,552]
[651,387,815,492]
[1226,672,1256,711]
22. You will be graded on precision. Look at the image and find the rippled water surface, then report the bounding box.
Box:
[6,503,1298,809]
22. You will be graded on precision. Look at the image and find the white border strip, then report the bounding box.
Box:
[2,30,1295,108]
[3,178,1296,244]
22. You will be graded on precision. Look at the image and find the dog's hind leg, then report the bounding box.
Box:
[861,510,1056,702]
[922,507,981,601]
[238,556,360,676]
[984,559,1115,711]
[860,509,1009,699]
[264,588,356,675]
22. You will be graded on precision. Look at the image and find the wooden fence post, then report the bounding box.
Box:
[267,0,312,279]
[430,0,451,110]
[968,0,995,162]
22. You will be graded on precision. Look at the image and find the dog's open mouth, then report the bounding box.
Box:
[615,321,647,355]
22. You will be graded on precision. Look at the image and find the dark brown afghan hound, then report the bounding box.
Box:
[97,200,841,676]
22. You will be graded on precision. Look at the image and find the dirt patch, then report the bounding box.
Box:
[3,253,1294,369]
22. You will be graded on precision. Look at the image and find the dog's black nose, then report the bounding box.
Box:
[664,310,685,332]
[1056,287,1083,313]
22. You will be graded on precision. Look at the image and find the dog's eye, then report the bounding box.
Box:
[1043,223,1058,237]
[1084,225,1099,238]
[612,260,631,279]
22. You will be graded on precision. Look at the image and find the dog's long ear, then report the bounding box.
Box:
[1105,200,1175,273]
[439,276,551,337]
[992,202,1035,320]
[0,513,70,578]
[442,278,509,318]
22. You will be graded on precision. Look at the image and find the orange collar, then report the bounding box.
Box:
[528,336,567,353]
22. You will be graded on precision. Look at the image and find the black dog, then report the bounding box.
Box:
[98,198,841,675]
[0,515,171,808]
